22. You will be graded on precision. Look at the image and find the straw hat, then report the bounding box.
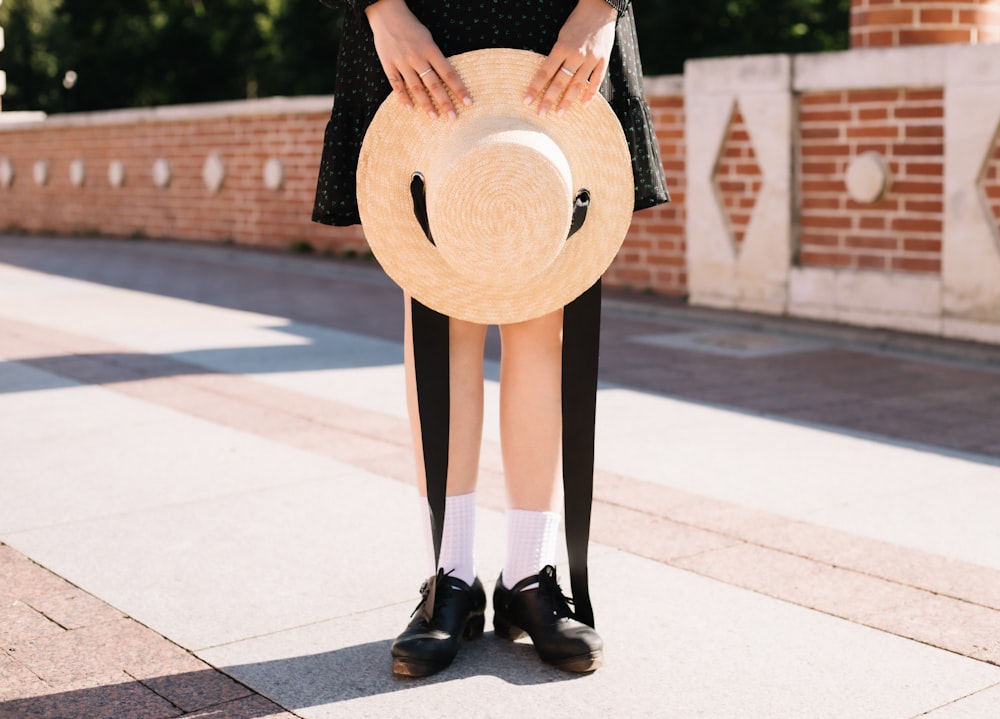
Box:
[357,48,634,325]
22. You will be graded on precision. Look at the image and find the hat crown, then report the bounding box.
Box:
[425,117,573,288]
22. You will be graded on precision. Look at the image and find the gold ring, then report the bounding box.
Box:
[419,67,434,78]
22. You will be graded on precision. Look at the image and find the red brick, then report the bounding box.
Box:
[905,199,944,213]
[800,250,853,268]
[801,214,853,229]
[893,142,944,156]
[892,217,943,233]
[846,126,900,139]
[894,105,945,119]
[866,7,915,26]
[919,8,955,24]
[801,109,854,123]
[846,235,898,250]
[905,162,944,176]
[848,89,902,104]
[904,238,943,253]
[859,216,887,230]
[858,107,891,121]
[899,28,974,44]
[904,124,944,139]
[801,233,841,247]
[857,254,889,270]
[892,256,941,273]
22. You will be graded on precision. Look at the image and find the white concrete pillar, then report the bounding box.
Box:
[942,43,1000,343]
[684,54,794,314]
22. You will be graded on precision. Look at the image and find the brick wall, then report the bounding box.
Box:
[798,87,945,273]
[0,100,366,255]
[608,90,686,295]
[851,0,1000,48]
[0,93,686,295]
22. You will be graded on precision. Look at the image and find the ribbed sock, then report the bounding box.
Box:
[503,509,560,590]
[418,491,477,586]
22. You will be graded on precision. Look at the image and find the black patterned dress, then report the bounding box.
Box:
[312,0,669,226]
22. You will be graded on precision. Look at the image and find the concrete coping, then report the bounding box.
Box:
[643,74,684,96]
[0,95,335,132]
[675,43,1000,96]
[794,43,1000,91]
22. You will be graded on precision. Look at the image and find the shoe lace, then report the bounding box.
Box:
[536,565,575,620]
[410,568,451,623]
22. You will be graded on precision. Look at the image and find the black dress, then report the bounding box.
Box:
[312,0,669,227]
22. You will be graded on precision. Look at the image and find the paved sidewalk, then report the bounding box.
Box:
[1,234,999,718]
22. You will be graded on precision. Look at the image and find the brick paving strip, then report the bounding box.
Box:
[4,319,1000,719]
[0,545,298,719]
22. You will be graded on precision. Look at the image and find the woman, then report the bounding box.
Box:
[313,0,668,677]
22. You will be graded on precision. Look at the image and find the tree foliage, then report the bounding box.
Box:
[0,0,847,113]
[0,0,343,112]
[635,0,851,75]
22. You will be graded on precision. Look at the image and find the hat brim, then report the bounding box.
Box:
[357,48,634,325]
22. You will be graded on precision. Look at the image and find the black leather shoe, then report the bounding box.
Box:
[493,565,603,672]
[391,570,486,677]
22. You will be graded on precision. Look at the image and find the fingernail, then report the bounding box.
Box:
[428,110,438,119]
[463,96,473,106]
[538,107,547,118]
[448,110,457,120]
[523,95,533,105]
[556,108,566,117]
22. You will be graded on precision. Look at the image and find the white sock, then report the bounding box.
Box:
[417,492,477,586]
[503,509,560,590]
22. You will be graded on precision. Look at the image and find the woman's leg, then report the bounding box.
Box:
[392,298,489,678]
[498,308,564,587]
[403,296,487,583]
[493,307,603,673]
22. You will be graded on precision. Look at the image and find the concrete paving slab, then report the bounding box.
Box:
[921,684,1000,718]
[199,549,1000,719]
[0,264,287,342]
[591,387,1000,568]
[801,475,1000,570]
[0,377,340,534]
[3,474,418,650]
[2,470,511,652]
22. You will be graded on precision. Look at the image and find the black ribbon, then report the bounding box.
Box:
[410,279,602,629]
[410,298,450,569]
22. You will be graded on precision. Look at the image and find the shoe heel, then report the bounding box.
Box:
[493,614,526,641]
[464,612,485,640]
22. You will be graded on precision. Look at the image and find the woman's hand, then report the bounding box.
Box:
[524,0,617,117]
[365,0,471,119]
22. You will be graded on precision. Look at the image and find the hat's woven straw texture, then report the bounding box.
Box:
[358,48,633,325]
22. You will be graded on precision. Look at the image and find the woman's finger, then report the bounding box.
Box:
[385,70,414,110]
[556,58,605,114]
[523,53,565,109]
[400,67,440,119]
[419,68,460,120]
[432,58,473,109]
[536,57,583,117]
